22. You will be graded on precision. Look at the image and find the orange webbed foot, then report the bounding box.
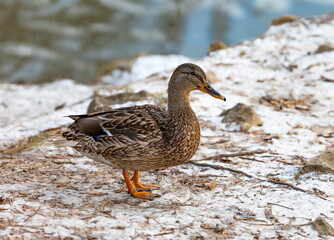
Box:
[129,190,161,200]
[131,171,159,191]
[123,170,160,200]
[133,181,159,191]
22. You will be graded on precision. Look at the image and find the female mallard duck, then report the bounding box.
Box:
[63,63,225,200]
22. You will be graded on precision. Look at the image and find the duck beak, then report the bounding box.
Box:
[198,83,226,101]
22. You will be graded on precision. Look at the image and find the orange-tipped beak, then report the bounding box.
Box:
[198,83,226,101]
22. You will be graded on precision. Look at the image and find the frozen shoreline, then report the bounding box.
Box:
[1,13,334,239]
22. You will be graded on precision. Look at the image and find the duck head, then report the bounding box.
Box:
[169,63,226,101]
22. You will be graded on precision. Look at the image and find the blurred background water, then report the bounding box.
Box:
[0,0,333,84]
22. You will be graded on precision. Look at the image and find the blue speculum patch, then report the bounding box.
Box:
[93,134,107,140]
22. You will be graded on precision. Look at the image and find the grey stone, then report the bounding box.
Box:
[220,103,262,132]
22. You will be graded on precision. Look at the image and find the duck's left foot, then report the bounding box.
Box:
[123,170,160,200]
[131,170,159,190]
[130,190,161,200]
[133,181,159,191]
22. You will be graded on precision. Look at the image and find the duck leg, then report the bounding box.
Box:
[122,170,159,200]
[131,170,159,190]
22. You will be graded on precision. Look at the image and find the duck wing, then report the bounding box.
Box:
[66,105,167,147]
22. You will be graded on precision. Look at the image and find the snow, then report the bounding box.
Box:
[1,13,334,239]
[101,55,191,85]
[0,79,94,150]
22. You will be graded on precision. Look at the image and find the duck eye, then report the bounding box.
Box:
[190,72,196,77]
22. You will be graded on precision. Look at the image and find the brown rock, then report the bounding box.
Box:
[296,147,334,178]
[206,71,220,83]
[271,14,299,26]
[98,53,147,77]
[311,217,334,236]
[220,103,262,132]
[208,41,228,53]
[87,90,151,113]
[315,44,334,54]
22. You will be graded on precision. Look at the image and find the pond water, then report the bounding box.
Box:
[0,0,333,84]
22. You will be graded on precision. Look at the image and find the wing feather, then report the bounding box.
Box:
[67,105,167,151]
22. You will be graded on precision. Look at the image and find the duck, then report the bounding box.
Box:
[62,63,226,200]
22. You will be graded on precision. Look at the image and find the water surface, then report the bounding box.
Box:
[0,0,333,83]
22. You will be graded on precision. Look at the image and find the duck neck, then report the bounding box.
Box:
[167,86,196,120]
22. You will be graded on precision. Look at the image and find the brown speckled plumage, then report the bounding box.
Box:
[62,63,225,200]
